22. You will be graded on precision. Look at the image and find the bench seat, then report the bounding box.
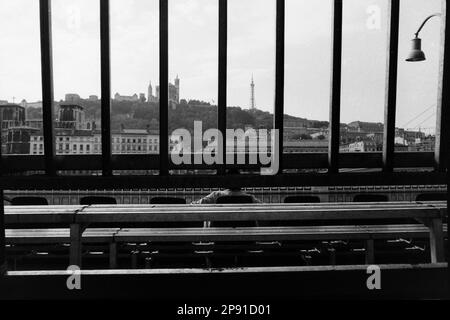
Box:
[3,202,447,268]
[5,224,447,269]
[113,225,447,242]
[6,228,119,244]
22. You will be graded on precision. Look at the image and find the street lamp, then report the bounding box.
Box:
[406,13,442,62]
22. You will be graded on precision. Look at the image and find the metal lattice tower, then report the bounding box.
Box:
[250,75,255,109]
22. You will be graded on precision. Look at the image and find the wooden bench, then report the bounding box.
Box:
[4,201,447,269]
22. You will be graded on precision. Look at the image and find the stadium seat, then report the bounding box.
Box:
[11,197,48,206]
[353,194,389,202]
[284,196,320,203]
[150,197,186,204]
[416,193,447,202]
[80,196,117,205]
[216,195,254,204]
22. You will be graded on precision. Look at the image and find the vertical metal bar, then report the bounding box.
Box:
[274,0,285,173]
[218,0,227,174]
[159,0,169,175]
[437,0,450,288]
[100,0,112,176]
[328,0,343,173]
[39,0,56,176]
[436,0,450,173]
[382,0,400,172]
[0,108,4,274]
[0,190,5,275]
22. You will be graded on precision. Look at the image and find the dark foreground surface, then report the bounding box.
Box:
[0,264,448,300]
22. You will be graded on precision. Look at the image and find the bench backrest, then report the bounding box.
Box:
[4,202,445,226]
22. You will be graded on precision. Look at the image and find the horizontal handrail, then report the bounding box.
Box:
[0,152,437,173]
[0,172,446,190]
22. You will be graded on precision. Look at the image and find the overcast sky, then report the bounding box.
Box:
[0,0,443,132]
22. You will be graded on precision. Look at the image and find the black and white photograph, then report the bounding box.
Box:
[0,0,449,308]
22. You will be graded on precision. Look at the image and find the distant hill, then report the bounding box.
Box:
[25,99,330,133]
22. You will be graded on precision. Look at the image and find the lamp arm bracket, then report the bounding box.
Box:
[415,13,442,37]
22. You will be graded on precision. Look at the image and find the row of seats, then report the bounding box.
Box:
[5,194,446,270]
[6,196,184,206]
[5,193,448,206]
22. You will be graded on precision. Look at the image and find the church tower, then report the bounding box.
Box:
[174,75,180,103]
[148,81,153,102]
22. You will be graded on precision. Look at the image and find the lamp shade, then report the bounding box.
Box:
[406,37,426,62]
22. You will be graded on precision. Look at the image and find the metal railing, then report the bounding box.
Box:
[0,1,447,186]
[0,0,449,275]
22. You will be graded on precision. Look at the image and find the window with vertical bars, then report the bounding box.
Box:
[0,0,448,189]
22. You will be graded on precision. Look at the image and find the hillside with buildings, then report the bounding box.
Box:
[1,95,434,157]
[1,73,433,155]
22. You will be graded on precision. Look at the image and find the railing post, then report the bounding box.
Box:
[0,118,5,274]
[435,0,450,291]
[100,0,112,176]
[39,0,56,176]
[0,190,5,275]
[218,0,227,175]
[382,0,400,172]
[328,0,343,174]
[435,0,450,172]
[274,0,285,174]
[159,0,169,176]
